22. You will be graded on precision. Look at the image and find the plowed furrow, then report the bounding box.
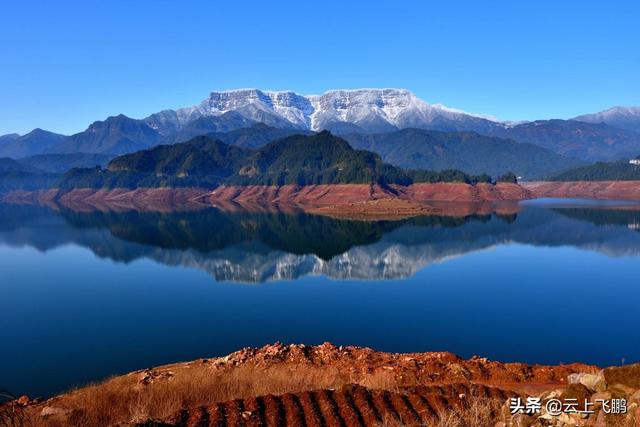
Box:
[367,391,395,424]
[159,384,521,426]
[298,391,325,427]
[397,394,423,425]
[223,399,246,427]
[331,387,365,427]
[185,406,209,427]
[243,396,265,427]
[385,393,412,425]
[351,385,381,425]
[262,395,285,427]
[281,393,306,427]
[405,393,438,424]
[170,409,189,427]
[205,403,227,427]
[421,393,450,416]
[384,391,405,421]
[314,390,346,427]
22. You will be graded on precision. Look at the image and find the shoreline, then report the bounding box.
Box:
[522,180,640,200]
[1,181,639,219]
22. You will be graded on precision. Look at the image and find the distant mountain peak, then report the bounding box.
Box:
[27,128,58,136]
[573,106,640,133]
[144,88,505,135]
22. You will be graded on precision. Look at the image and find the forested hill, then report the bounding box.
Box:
[551,159,640,181]
[225,131,403,185]
[58,132,502,190]
[342,128,584,179]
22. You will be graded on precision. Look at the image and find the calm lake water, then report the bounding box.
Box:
[1,199,640,397]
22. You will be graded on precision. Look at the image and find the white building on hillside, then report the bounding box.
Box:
[630,159,640,166]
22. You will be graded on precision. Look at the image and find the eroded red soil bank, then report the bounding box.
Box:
[205,183,532,206]
[2,182,640,218]
[523,181,640,200]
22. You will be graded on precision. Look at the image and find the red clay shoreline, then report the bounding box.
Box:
[523,180,640,200]
[1,181,640,217]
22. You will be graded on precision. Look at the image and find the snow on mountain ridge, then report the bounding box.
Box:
[573,106,640,133]
[575,106,640,119]
[144,88,503,133]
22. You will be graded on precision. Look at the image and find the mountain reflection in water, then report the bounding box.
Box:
[1,201,640,283]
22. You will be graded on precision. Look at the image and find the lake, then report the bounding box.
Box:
[1,199,640,398]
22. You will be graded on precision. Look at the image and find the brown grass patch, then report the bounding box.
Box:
[28,363,352,426]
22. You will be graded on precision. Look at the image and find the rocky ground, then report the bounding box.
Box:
[3,343,637,426]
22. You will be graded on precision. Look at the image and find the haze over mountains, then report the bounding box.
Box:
[1,88,640,179]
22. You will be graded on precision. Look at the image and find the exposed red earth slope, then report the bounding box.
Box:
[205,183,532,206]
[0,188,210,212]
[3,181,640,220]
[0,183,533,219]
[523,181,640,200]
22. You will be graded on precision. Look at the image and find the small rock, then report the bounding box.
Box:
[567,371,606,392]
[41,406,69,417]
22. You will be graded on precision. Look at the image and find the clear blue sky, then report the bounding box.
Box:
[1,0,639,135]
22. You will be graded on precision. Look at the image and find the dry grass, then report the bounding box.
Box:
[25,363,513,426]
[28,363,352,426]
[0,390,28,427]
[23,360,513,427]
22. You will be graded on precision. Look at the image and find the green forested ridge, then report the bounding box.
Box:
[57,132,507,190]
[551,160,640,181]
[107,136,250,176]
[226,131,399,185]
[342,128,584,179]
[17,153,113,174]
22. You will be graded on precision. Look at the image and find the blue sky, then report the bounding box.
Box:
[1,0,638,135]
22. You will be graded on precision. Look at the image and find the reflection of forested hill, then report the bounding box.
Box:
[59,208,502,260]
[551,207,640,230]
[60,209,400,260]
[1,203,640,283]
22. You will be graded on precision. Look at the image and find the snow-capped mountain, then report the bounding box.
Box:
[144,88,504,135]
[573,106,640,134]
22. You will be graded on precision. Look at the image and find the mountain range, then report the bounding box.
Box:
[144,88,505,135]
[342,128,585,177]
[2,88,640,177]
[573,107,640,134]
